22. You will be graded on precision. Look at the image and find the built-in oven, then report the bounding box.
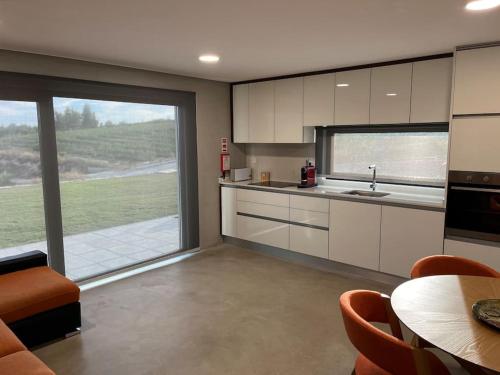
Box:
[445,171,500,242]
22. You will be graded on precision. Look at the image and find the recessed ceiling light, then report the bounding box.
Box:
[386,93,398,96]
[336,83,350,87]
[199,54,220,63]
[465,0,500,10]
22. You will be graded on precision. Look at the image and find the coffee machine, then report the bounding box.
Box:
[298,160,317,188]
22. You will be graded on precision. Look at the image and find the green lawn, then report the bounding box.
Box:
[0,173,178,249]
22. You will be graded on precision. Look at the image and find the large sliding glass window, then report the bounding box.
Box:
[0,73,198,281]
[53,98,180,280]
[0,100,47,258]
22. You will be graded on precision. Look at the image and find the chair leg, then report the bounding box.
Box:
[351,369,356,375]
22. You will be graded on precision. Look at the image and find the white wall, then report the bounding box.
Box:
[245,143,315,182]
[0,49,246,249]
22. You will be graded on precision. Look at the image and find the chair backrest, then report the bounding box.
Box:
[411,255,499,279]
[339,290,450,375]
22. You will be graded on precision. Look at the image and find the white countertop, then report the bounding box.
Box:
[220,178,446,211]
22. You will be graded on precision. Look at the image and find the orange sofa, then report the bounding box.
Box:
[0,251,81,374]
[0,318,54,374]
[0,251,81,348]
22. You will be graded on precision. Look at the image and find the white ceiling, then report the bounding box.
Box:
[0,0,499,82]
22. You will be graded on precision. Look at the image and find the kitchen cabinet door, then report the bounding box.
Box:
[221,187,237,237]
[249,81,275,143]
[445,239,500,271]
[449,117,500,173]
[410,58,452,123]
[275,77,304,143]
[303,73,335,126]
[232,84,249,143]
[329,200,381,271]
[237,215,289,249]
[290,225,329,259]
[335,69,371,125]
[380,206,444,278]
[453,46,500,115]
[370,64,412,124]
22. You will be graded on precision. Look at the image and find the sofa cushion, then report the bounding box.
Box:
[0,266,80,324]
[0,351,55,375]
[0,318,26,358]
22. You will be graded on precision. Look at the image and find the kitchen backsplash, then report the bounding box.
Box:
[245,143,315,182]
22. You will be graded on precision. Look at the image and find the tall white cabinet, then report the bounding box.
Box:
[370,63,413,124]
[248,81,275,143]
[232,84,249,143]
[329,200,381,271]
[453,46,500,115]
[303,73,335,127]
[380,206,445,278]
[334,69,371,125]
[274,77,304,143]
[410,58,453,123]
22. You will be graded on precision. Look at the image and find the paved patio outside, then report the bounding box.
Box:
[0,216,180,280]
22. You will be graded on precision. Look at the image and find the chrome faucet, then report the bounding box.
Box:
[369,165,377,191]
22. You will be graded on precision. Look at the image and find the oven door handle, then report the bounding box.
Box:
[450,186,500,193]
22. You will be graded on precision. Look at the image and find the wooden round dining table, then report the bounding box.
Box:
[391,275,500,373]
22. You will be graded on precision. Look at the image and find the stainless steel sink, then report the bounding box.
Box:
[341,190,390,197]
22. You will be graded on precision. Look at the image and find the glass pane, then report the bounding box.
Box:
[331,132,448,184]
[54,98,179,280]
[0,100,47,259]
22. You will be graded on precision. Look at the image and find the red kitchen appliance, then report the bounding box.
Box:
[298,160,317,188]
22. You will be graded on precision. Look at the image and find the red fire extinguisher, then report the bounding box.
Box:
[220,138,230,179]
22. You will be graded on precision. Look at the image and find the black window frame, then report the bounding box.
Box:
[0,71,198,276]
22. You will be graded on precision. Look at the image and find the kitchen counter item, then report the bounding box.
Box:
[248,181,295,188]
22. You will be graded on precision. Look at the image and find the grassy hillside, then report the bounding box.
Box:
[0,119,177,185]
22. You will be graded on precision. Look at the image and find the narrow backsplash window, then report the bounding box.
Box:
[316,126,449,187]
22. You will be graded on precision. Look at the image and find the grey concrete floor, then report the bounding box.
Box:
[34,244,465,375]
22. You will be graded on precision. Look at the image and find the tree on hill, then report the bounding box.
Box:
[81,104,99,128]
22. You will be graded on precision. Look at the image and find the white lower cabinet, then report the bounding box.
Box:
[380,206,444,278]
[329,200,381,271]
[289,225,328,259]
[444,239,500,271]
[221,187,237,237]
[237,215,289,249]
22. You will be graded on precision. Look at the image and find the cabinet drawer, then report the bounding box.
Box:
[237,215,289,249]
[444,239,500,271]
[289,195,329,213]
[290,225,328,259]
[237,201,289,221]
[237,189,289,207]
[290,208,329,228]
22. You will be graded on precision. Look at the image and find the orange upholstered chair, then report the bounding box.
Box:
[410,255,499,279]
[339,290,450,375]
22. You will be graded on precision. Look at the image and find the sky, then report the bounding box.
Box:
[0,98,176,127]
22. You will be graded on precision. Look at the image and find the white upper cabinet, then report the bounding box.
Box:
[303,73,335,126]
[453,46,500,115]
[334,69,371,125]
[329,200,381,271]
[232,84,249,143]
[380,206,444,278]
[275,77,305,143]
[449,117,500,173]
[370,63,412,124]
[410,58,453,123]
[249,81,275,143]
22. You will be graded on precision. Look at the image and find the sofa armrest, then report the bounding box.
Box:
[0,251,48,275]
